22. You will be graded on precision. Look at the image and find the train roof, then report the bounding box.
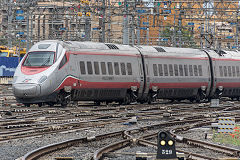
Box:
[205,49,240,59]
[136,45,208,58]
[65,41,138,51]
[30,40,240,60]
[31,40,138,51]
[30,40,140,56]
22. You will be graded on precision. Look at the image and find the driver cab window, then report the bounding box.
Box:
[59,54,67,69]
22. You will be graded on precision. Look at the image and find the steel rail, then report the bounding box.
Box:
[22,130,124,160]
[137,139,218,160]
[22,119,203,160]
[93,139,132,160]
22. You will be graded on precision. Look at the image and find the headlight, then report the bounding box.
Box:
[38,76,47,84]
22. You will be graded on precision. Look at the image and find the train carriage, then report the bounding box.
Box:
[13,40,144,106]
[207,49,240,99]
[138,46,212,102]
[58,41,144,105]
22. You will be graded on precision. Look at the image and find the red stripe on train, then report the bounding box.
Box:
[21,66,50,75]
[216,82,240,88]
[150,82,209,88]
[55,76,140,91]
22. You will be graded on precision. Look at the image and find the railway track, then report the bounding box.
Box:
[20,116,240,160]
[1,102,238,142]
[1,84,240,159]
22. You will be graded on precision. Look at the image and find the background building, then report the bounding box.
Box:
[0,0,239,51]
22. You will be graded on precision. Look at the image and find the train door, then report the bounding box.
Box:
[142,55,151,100]
[137,57,145,98]
[211,58,217,96]
[204,50,217,97]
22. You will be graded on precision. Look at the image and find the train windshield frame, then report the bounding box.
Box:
[23,51,55,67]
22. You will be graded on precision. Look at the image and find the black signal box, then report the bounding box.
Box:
[156,131,177,160]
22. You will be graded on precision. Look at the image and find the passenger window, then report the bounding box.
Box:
[127,63,132,75]
[114,62,120,75]
[179,65,183,76]
[223,66,227,77]
[237,66,240,77]
[189,65,193,76]
[228,66,232,77]
[219,66,223,77]
[164,64,168,76]
[169,64,173,76]
[101,62,107,75]
[174,64,178,76]
[158,64,163,76]
[59,54,67,69]
[232,66,236,77]
[80,61,86,75]
[94,62,100,75]
[120,63,126,75]
[87,61,93,74]
[184,65,188,76]
[107,62,113,75]
[198,65,203,76]
[194,65,198,76]
[153,64,158,76]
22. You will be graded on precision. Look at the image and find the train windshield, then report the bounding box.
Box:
[23,51,55,67]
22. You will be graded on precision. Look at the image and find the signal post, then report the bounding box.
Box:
[156,131,178,160]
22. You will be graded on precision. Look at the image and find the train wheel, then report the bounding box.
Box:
[57,92,71,107]
[61,98,70,107]
[47,102,55,107]
[24,103,30,107]
[196,91,204,103]
[140,101,144,104]
[118,100,123,105]
[94,101,101,106]
[38,103,43,107]
[123,93,131,105]
[147,94,153,104]
[189,98,194,103]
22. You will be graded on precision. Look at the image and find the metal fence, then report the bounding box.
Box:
[0,57,19,77]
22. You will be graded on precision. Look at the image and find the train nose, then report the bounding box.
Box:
[13,84,41,98]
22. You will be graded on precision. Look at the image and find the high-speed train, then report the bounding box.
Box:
[12,40,240,107]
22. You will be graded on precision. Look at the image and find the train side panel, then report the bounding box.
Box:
[54,49,143,102]
[139,46,212,102]
[209,50,240,99]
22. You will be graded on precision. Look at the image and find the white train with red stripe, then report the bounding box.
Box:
[12,40,240,106]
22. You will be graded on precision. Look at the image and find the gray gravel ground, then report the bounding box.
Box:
[0,120,162,160]
[105,146,157,160]
[1,85,240,160]
[179,126,240,150]
[39,136,124,160]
